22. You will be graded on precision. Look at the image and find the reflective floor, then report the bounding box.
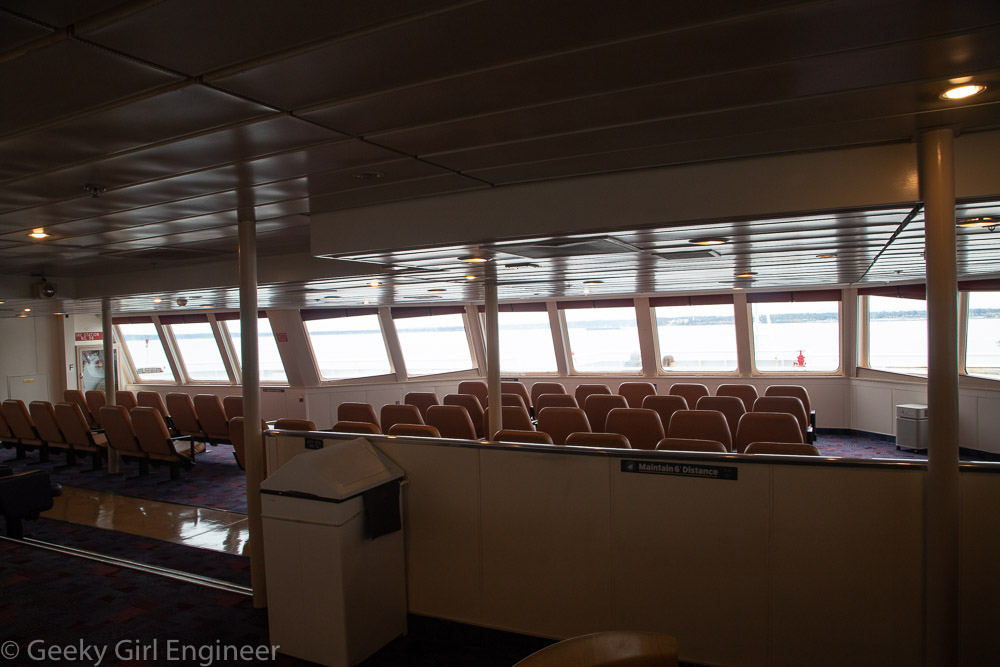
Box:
[42,485,250,556]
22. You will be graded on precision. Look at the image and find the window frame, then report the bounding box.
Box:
[748,299,843,376]
[391,308,478,379]
[559,299,644,376]
[303,309,397,384]
[113,320,178,385]
[477,305,561,376]
[160,315,237,385]
[650,299,741,376]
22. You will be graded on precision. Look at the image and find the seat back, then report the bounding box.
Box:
[85,390,107,426]
[229,417,267,470]
[131,406,182,460]
[137,390,170,418]
[0,408,14,440]
[605,408,665,451]
[764,384,812,414]
[332,421,382,435]
[513,630,678,667]
[695,395,746,443]
[500,393,529,411]
[655,437,728,453]
[574,383,611,407]
[99,405,143,454]
[583,394,628,432]
[666,409,733,451]
[223,395,243,419]
[493,429,554,445]
[668,383,710,406]
[2,400,38,441]
[336,402,381,430]
[443,394,485,438]
[457,381,489,408]
[617,381,657,408]
[274,418,316,431]
[388,423,441,438]
[193,394,230,439]
[715,383,759,411]
[54,402,101,450]
[165,393,204,436]
[530,382,567,408]
[403,392,439,420]
[536,407,591,446]
[753,396,809,441]
[483,405,534,435]
[63,389,98,428]
[115,390,138,411]
[534,393,579,412]
[734,412,804,453]
[425,405,478,440]
[29,401,66,447]
[564,432,631,449]
[501,382,532,413]
[641,395,688,435]
[380,404,425,433]
[745,441,821,455]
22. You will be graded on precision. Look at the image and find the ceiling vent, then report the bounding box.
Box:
[501,236,640,259]
[653,248,722,261]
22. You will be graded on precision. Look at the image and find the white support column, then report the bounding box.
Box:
[484,261,501,439]
[101,298,118,474]
[920,128,959,667]
[239,215,267,608]
[732,291,752,377]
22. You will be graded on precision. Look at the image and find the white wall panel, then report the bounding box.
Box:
[975,396,1000,455]
[852,383,895,434]
[960,471,1000,665]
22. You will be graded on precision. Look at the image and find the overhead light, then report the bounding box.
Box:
[29,228,49,239]
[325,295,340,299]
[23,308,31,312]
[735,271,757,278]
[940,84,986,100]
[428,289,446,293]
[733,286,744,290]
[353,171,384,180]
[957,216,997,229]
[152,298,162,303]
[458,255,489,263]
[466,275,477,281]
[689,237,728,246]
[369,280,381,287]
[816,253,836,259]
[16,314,26,318]
[0,300,4,304]
[53,312,65,315]
[583,280,603,285]
[201,304,213,308]
[363,299,371,305]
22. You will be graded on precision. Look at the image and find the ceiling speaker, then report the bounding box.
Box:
[32,281,57,299]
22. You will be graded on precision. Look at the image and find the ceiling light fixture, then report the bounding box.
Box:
[28,228,49,239]
[458,255,489,263]
[940,84,986,100]
[735,271,757,278]
[428,289,446,293]
[353,171,384,180]
[23,308,31,312]
[689,237,728,246]
[583,280,604,285]
[363,299,371,305]
[325,295,340,299]
[958,216,997,230]
[466,275,477,280]
[369,280,381,287]
[152,298,162,303]
[53,312,64,315]
[816,253,836,259]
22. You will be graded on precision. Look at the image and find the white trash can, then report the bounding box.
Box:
[261,437,406,667]
[896,404,928,452]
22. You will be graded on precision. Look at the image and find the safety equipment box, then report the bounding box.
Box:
[895,404,928,452]
[261,437,406,667]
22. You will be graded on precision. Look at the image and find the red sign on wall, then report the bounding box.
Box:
[275,332,288,343]
[75,332,103,341]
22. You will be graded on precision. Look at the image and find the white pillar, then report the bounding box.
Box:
[920,127,959,667]
[239,215,266,608]
[101,298,118,474]
[484,261,501,439]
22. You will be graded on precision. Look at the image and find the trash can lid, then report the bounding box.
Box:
[260,437,403,501]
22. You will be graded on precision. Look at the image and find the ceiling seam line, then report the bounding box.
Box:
[857,204,923,283]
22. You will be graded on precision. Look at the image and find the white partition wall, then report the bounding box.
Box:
[265,434,1000,666]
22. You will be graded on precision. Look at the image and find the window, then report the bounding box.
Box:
[751,301,840,372]
[394,312,474,376]
[167,321,231,382]
[563,305,641,373]
[654,303,737,372]
[117,322,175,382]
[304,313,392,380]
[482,309,558,373]
[966,291,1000,378]
[867,295,927,375]
[222,317,287,383]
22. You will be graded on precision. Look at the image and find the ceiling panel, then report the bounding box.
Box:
[0,1,132,28]
[78,0,464,75]
[0,39,181,136]
[0,9,52,49]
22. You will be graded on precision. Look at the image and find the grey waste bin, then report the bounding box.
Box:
[896,404,928,452]
[261,437,406,667]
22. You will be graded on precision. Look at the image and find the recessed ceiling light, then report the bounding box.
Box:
[28,228,49,239]
[689,237,728,246]
[363,299,371,305]
[733,286,744,291]
[466,275,477,280]
[369,280,381,287]
[325,295,340,299]
[957,216,997,228]
[53,312,64,315]
[0,300,5,305]
[17,314,25,318]
[583,280,603,285]
[735,271,757,278]
[940,84,986,100]
[23,308,31,312]
[152,298,162,303]
[201,304,212,308]
[353,171,384,180]
[816,253,836,259]
[428,289,446,293]
[458,255,489,263]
